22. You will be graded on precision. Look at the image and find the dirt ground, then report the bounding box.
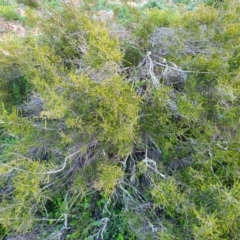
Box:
[0,19,26,38]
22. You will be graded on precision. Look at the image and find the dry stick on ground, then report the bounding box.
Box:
[145,51,159,87]
[83,217,109,240]
[136,51,159,88]
[135,50,214,91]
[98,217,110,240]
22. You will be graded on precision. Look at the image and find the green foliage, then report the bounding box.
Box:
[0,160,48,232]
[0,39,33,109]
[93,76,141,155]
[145,0,168,9]
[152,177,185,216]
[23,7,42,27]
[0,5,21,20]
[228,45,240,72]
[17,0,39,8]
[0,0,17,5]
[134,8,180,44]
[103,212,136,240]
[123,44,142,67]
[181,4,218,28]
[113,3,142,26]
[95,162,124,196]
[41,7,123,69]
[0,1,240,239]
[0,225,7,240]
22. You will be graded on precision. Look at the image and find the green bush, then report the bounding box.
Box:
[0,1,240,239]
[0,6,21,20]
[134,8,180,44]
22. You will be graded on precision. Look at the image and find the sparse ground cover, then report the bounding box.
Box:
[0,0,240,239]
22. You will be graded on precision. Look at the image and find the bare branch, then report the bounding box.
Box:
[0,149,82,175]
[143,149,166,179]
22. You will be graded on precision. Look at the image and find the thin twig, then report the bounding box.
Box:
[143,149,166,179]
[0,149,82,175]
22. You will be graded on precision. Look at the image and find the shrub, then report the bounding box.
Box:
[0,1,240,239]
[0,6,21,20]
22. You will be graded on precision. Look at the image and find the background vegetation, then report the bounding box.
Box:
[0,0,240,239]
